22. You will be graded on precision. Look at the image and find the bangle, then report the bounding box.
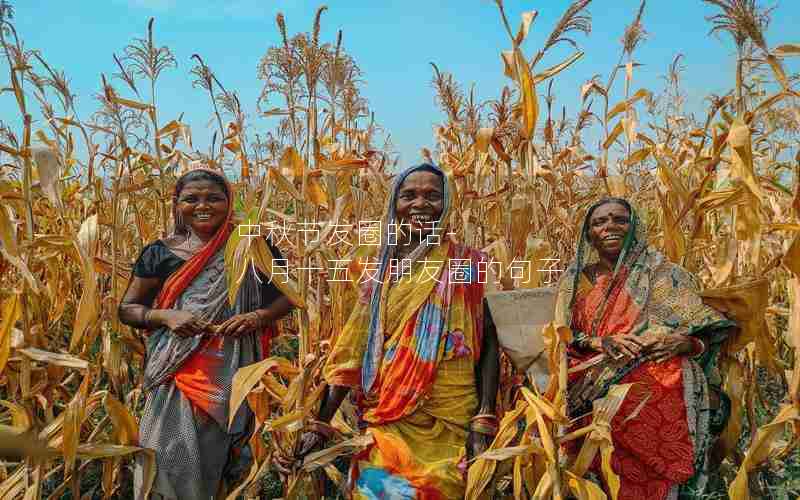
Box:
[306,419,336,440]
[470,414,499,436]
[144,309,154,329]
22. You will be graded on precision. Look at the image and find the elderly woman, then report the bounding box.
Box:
[557,197,736,499]
[294,163,500,498]
[118,167,292,499]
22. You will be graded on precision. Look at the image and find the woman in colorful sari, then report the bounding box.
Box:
[118,167,293,499]
[293,163,500,499]
[558,197,737,499]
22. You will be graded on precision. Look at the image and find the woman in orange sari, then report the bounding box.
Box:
[557,198,736,499]
[294,163,500,499]
[119,167,293,499]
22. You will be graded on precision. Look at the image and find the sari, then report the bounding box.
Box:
[556,201,735,500]
[323,164,487,499]
[132,170,282,500]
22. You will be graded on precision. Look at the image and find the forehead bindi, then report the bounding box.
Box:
[590,203,630,222]
[399,172,443,194]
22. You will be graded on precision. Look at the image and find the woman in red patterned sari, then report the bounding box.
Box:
[556,198,736,499]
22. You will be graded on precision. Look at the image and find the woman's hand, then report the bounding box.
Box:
[639,333,693,363]
[590,334,643,361]
[217,312,263,337]
[162,310,210,338]
[466,430,493,462]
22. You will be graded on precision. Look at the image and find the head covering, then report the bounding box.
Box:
[361,162,453,394]
[556,197,645,333]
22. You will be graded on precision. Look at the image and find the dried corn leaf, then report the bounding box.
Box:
[466,401,527,500]
[17,347,88,370]
[0,294,21,375]
[70,215,100,351]
[301,433,374,471]
[229,357,295,430]
[103,392,139,445]
[728,405,799,499]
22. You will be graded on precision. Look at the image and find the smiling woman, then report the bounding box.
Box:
[557,197,738,499]
[117,167,293,500]
[288,163,501,499]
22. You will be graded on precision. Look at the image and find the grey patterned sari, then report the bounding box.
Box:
[134,249,266,500]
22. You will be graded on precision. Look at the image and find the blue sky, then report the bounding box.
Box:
[3,0,799,167]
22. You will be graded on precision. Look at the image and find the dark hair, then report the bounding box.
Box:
[584,197,633,235]
[175,169,229,199]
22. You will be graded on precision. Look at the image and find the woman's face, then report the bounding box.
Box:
[587,202,631,261]
[176,179,228,239]
[395,171,444,243]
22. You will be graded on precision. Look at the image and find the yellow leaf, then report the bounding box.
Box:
[32,147,63,210]
[602,121,624,150]
[729,405,799,499]
[1,400,32,431]
[252,235,306,308]
[229,357,294,430]
[513,48,538,140]
[17,347,88,370]
[110,95,153,111]
[623,148,650,165]
[514,11,538,46]
[727,118,763,202]
[533,52,584,85]
[269,167,303,200]
[319,157,369,173]
[564,470,607,500]
[62,372,91,475]
[103,393,139,445]
[265,410,304,432]
[717,358,745,459]
[70,215,100,351]
[306,176,329,209]
[75,443,143,459]
[280,146,305,181]
[475,127,494,154]
[0,294,21,375]
[607,89,650,120]
[656,188,685,263]
[774,44,800,57]
[701,280,771,359]
[783,234,800,277]
[301,434,374,471]
[466,401,527,500]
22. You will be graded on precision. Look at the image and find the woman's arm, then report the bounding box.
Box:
[118,276,163,329]
[476,301,500,414]
[466,301,500,461]
[292,384,351,462]
[118,276,208,336]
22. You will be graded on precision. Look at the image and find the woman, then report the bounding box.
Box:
[118,167,293,499]
[294,163,500,499]
[557,197,736,499]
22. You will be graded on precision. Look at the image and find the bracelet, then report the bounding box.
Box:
[306,419,336,440]
[469,414,499,436]
[144,309,154,329]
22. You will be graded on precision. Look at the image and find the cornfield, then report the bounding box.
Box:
[1,0,800,498]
